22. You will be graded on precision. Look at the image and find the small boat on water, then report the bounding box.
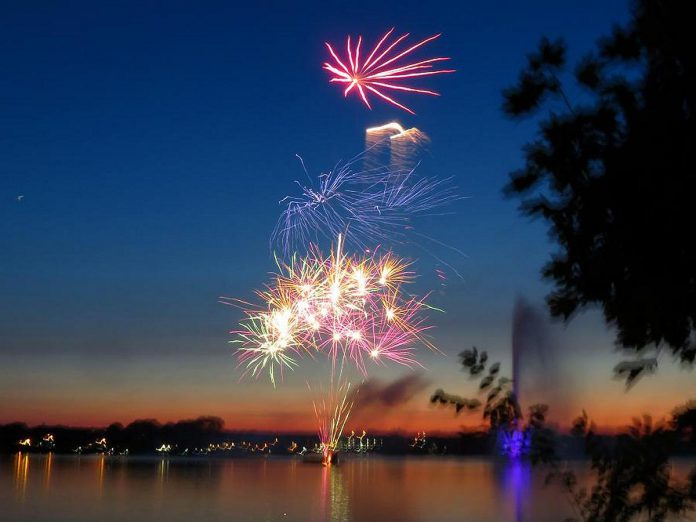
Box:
[302,452,323,464]
[302,450,340,465]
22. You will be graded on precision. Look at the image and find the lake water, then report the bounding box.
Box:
[1,454,694,521]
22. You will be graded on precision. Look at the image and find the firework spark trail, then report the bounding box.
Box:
[226,31,459,460]
[324,29,455,114]
[272,149,459,258]
[312,380,354,463]
[225,234,436,386]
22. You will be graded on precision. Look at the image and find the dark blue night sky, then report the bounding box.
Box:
[3,1,684,431]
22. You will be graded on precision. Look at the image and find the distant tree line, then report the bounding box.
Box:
[0,416,227,454]
[0,416,479,456]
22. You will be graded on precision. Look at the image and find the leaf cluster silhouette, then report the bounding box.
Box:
[431,346,521,428]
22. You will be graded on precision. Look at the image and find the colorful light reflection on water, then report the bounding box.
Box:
[4,454,695,521]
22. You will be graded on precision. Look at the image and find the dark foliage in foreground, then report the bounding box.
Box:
[433,345,696,520]
[503,0,696,378]
[672,400,696,445]
[548,412,696,522]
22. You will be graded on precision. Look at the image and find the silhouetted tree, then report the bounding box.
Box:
[105,422,124,447]
[123,419,163,453]
[549,413,695,521]
[503,0,696,380]
[163,416,225,448]
[526,404,556,465]
[672,400,696,445]
[0,423,28,451]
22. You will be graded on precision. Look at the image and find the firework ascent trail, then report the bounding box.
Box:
[312,380,354,463]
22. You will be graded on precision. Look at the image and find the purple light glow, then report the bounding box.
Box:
[498,428,530,459]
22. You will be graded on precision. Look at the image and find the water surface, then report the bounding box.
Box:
[1,454,693,521]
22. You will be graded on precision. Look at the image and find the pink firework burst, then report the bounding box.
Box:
[323,28,455,114]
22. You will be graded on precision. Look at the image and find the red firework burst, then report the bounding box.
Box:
[323,28,455,114]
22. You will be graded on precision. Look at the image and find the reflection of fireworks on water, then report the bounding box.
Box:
[226,234,437,386]
[272,150,458,257]
[313,380,354,465]
[323,28,454,114]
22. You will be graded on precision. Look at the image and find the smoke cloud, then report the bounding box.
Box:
[353,373,432,413]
